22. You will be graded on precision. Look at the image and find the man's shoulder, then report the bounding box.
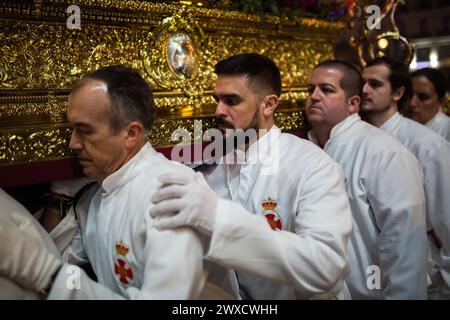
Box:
[279,131,330,159]
[358,121,407,153]
[400,116,450,153]
[436,110,450,123]
[401,116,442,141]
[141,151,195,175]
[127,153,196,193]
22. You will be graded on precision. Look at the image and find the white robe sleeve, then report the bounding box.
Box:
[365,149,428,299]
[129,224,207,299]
[424,145,450,294]
[205,156,352,296]
[48,223,207,299]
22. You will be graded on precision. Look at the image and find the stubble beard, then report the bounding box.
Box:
[216,108,261,155]
[360,100,392,119]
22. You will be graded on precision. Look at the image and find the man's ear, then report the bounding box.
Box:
[348,95,361,114]
[262,94,279,117]
[392,86,405,103]
[125,121,144,149]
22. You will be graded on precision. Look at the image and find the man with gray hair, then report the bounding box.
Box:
[0,66,209,299]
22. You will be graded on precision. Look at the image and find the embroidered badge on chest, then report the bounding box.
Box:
[114,241,134,286]
[260,198,283,231]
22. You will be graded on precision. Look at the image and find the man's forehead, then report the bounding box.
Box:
[68,78,112,117]
[90,82,108,93]
[412,76,433,89]
[310,67,342,85]
[214,74,249,93]
[75,78,108,94]
[68,79,110,108]
[363,64,390,79]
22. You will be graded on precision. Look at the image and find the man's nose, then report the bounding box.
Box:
[410,94,419,108]
[215,102,228,118]
[68,129,82,151]
[309,87,321,101]
[362,83,370,95]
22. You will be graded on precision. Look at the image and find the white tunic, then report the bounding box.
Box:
[199,126,353,299]
[426,110,450,142]
[380,112,450,299]
[309,114,428,299]
[48,143,208,299]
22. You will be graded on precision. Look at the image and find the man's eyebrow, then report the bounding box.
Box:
[309,82,336,89]
[72,122,95,130]
[214,93,242,99]
[364,76,382,82]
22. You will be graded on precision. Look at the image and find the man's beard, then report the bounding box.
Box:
[215,109,260,153]
[360,98,391,118]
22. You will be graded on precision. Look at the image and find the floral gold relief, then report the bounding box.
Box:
[0,0,342,166]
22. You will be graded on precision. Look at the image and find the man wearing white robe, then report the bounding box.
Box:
[362,57,450,300]
[0,66,209,299]
[306,60,428,299]
[424,110,450,141]
[150,53,353,300]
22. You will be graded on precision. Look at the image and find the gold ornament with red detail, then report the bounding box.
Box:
[114,241,134,286]
[260,198,283,231]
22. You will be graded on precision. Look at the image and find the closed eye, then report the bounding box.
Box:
[320,85,335,94]
[73,123,95,135]
[417,93,429,101]
[367,80,383,89]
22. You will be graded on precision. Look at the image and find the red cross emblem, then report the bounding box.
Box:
[114,258,134,285]
[264,212,283,231]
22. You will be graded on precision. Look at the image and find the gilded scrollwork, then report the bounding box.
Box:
[0,0,341,166]
[28,128,73,160]
[0,112,303,165]
[0,134,28,163]
[0,126,72,164]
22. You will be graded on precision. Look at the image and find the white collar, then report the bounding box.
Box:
[328,114,360,142]
[102,142,156,194]
[246,125,281,164]
[380,111,402,133]
[308,114,360,149]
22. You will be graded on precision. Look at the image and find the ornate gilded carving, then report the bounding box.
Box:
[140,5,210,97]
[0,111,303,165]
[0,126,72,164]
[0,0,341,166]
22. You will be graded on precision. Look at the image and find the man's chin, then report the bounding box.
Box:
[78,163,96,178]
[408,112,421,121]
[81,168,93,177]
[360,102,370,110]
[305,112,322,124]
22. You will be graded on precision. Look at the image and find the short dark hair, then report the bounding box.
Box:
[411,67,448,100]
[214,53,282,97]
[314,59,363,98]
[75,65,155,134]
[365,57,412,110]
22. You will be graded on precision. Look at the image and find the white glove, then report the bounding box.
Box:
[150,172,218,236]
[0,212,62,293]
[50,177,95,197]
